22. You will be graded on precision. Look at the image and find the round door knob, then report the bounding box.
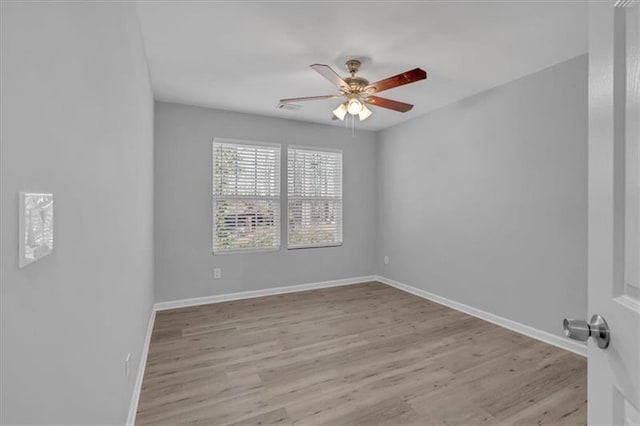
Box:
[563,314,610,349]
[588,314,610,349]
[563,319,591,341]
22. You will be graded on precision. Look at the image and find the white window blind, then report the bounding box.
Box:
[288,147,342,249]
[213,139,280,254]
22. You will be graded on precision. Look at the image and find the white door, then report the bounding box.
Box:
[587,1,640,424]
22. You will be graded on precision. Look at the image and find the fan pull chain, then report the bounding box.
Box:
[352,114,355,137]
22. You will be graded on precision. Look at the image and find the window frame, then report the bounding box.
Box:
[286,145,343,250]
[212,137,282,255]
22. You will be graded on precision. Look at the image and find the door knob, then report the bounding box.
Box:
[563,314,610,349]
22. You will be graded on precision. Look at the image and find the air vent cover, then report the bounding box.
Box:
[277,103,302,111]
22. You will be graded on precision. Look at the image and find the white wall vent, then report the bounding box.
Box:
[277,103,302,111]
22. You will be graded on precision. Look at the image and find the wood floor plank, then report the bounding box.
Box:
[223,407,293,426]
[136,282,587,425]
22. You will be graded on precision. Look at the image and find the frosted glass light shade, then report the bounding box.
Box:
[332,103,347,120]
[358,104,372,121]
[347,98,363,115]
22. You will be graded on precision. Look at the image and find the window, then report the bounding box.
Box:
[212,138,280,254]
[288,147,342,248]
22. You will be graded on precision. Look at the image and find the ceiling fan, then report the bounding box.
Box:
[279,59,427,121]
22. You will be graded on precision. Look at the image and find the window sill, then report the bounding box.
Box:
[287,243,343,250]
[213,247,280,256]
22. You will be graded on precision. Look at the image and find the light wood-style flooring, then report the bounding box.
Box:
[136,282,587,425]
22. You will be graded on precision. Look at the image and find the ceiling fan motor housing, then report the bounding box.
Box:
[344,77,370,93]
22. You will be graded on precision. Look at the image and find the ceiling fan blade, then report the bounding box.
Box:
[364,96,414,112]
[280,95,342,104]
[310,64,351,92]
[364,68,427,94]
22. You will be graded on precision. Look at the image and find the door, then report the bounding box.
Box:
[588,1,640,424]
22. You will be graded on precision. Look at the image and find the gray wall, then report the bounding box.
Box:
[1,3,154,424]
[376,55,588,338]
[154,102,377,302]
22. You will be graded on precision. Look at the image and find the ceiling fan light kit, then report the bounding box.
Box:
[280,59,427,124]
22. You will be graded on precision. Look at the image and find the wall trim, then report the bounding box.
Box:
[153,275,377,311]
[126,308,156,426]
[374,275,587,357]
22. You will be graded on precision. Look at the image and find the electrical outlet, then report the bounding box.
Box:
[125,353,131,378]
[214,268,221,279]
[384,256,389,265]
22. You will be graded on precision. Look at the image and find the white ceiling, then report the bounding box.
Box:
[136,1,587,131]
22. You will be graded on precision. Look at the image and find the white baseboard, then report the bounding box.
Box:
[152,274,586,356]
[153,275,377,311]
[374,275,587,357]
[126,308,156,426]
